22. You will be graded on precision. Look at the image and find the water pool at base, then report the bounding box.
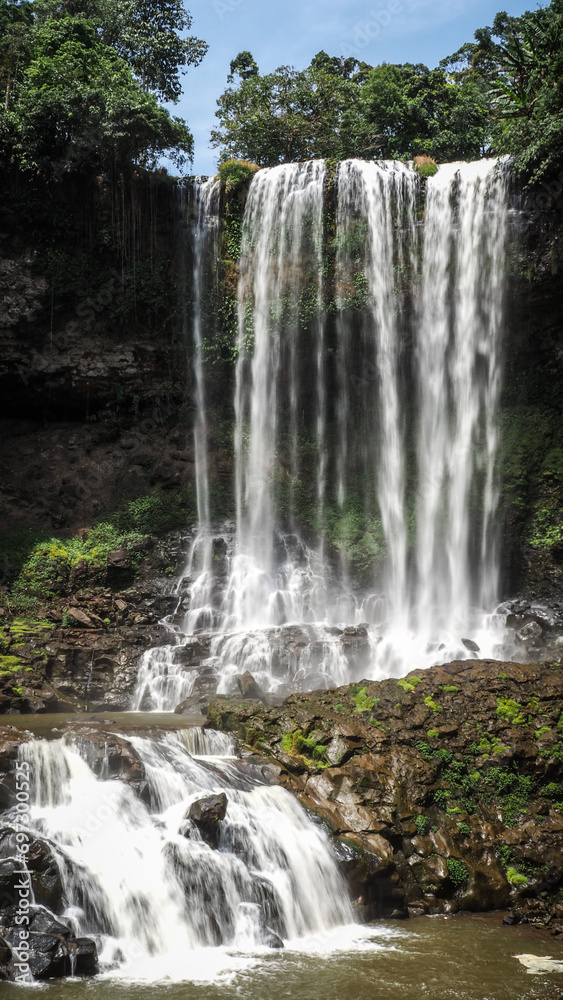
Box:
[4,916,562,1000]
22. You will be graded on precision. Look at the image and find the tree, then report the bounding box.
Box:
[475,2,563,182]
[212,53,490,165]
[33,0,208,101]
[212,53,365,164]
[1,12,194,174]
[228,50,258,82]
[0,0,33,109]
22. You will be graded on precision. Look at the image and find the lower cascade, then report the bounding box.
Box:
[1,729,354,982]
[135,157,514,710]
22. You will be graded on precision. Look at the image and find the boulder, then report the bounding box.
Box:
[2,905,98,981]
[516,621,544,646]
[461,638,480,653]
[237,672,265,702]
[187,792,228,825]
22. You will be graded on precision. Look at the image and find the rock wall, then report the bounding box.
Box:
[208,658,563,929]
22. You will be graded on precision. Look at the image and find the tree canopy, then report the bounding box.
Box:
[0,0,207,176]
[213,0,562,184]
[211,51,490,166]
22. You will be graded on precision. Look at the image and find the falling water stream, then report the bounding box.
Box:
[136,157,511,707]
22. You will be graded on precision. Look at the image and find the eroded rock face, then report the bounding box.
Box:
[208,659,563,925]
[1,905,98,980]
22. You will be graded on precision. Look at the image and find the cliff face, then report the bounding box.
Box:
[0,167,561,613]
[208,658,563,928]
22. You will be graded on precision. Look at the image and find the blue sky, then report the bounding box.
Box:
[177,0,539,175]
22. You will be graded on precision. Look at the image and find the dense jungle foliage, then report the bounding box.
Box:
[0,0,561,184]
[0,0,206,176]
[213,1,563,184]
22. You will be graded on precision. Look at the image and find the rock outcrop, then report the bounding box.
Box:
[207,658,563,928]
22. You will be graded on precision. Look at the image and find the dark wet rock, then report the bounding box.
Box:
[1,905,98,980]
[237,671,265,702]
[263,927,284,949]
[208,658,563,921]
[188,792,227,825]
[461,638,480,653]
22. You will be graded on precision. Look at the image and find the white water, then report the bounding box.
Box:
[135,157,510,709]
[11,732,353,983]
[232,161,327,629]
[179,177,222,636]
[414,160,508,644]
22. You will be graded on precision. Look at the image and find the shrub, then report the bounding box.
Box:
[413,155,438,178]
[218,159,259,193]
[414,815,431,836]
[447,857,469,888]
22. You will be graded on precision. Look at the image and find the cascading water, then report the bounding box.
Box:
[7,730,354,982]
[413,160,508,649]
[179,176,222,635]
[135,157,510,709]
[231,161,328,629]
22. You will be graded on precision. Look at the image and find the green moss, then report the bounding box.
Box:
[439,685,459,693]
[535,726,552,739]
[446,857,469,887]
[424,696,442,714]
[506,866,529,886]
[398,676,423,693]
[8,618,54,640]
[0,655,24,676]
[427,729,440,739]
[458,822,471,836]
[496,698,527,725]
[352,686,376,713]
[469,734,511,755]
[280,729,328,766]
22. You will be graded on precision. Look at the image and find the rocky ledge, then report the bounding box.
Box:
[207,658,563,930]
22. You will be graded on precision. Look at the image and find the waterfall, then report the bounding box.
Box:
[335,160,418,625]
[10,731,353,982]
[413,160,508,647]
[231,161,327,629]
[135,157,510,709]
[179,177,221,635]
